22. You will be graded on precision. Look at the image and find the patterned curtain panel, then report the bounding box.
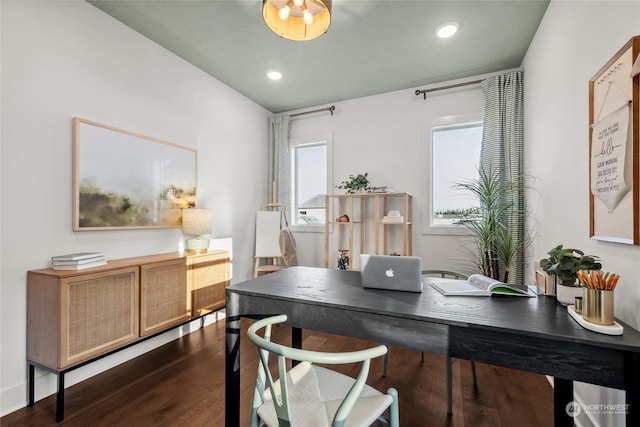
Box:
[481,71,525,284]
[267,115,291,208]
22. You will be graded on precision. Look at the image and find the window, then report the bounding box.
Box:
[290,134,332,229]
[423,113,483,234]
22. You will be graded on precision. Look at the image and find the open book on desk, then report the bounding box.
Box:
[428,274,536,297]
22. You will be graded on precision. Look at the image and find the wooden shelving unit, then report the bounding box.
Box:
[324,192,412,269]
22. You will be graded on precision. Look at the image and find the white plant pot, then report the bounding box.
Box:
[556,283,583,306]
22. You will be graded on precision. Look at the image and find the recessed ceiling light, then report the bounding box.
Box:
[435,22,459,39]
[266,70,283,80]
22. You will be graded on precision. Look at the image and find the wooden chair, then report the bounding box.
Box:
[247,314,399,427]
[422,270,478,414]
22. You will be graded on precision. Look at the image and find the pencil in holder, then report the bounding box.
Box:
[583,288,614,326]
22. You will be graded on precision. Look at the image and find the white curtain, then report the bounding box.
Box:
[267,115,291,209]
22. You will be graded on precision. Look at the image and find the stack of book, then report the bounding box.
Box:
[369,186,398,193]
[51,252,107,270]
[383,210,403,223]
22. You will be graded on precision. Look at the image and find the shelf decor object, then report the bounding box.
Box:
[182,208,212,253]
[73,118,197,231]
[262,0,332,41]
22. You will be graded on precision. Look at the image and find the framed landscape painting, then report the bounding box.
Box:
[73,118,197,231]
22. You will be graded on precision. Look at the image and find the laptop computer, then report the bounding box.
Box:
[360,254,423,292]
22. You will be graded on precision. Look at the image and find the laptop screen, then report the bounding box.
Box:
[360,254,423,292]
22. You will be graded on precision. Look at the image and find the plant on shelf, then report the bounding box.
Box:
[539,245,602,287]
[336,173,371,194]
[454,166,530,284]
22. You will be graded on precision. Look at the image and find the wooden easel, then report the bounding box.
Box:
[253,183,289,278]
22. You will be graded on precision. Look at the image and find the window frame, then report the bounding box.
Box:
[289,133,333,232]
[421,112,483,236]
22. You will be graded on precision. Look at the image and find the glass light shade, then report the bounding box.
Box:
[436,22,459,39]
[182,209,211,253]
[263,0,332,41]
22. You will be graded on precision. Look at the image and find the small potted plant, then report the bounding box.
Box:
[539,244,602,305]
[336,173,371,194]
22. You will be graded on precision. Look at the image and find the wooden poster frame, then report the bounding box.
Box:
[588,35,640,245]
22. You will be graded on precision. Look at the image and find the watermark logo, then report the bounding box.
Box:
[565,401,629,417]
[565,401,582,418]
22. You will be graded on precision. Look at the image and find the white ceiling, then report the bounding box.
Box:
[88,0,549,113]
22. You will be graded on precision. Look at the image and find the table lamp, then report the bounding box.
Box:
[182,208,211,254]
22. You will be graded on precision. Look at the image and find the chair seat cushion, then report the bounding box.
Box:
[257,361,392,427]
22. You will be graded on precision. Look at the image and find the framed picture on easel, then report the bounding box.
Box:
[588,35,640,245]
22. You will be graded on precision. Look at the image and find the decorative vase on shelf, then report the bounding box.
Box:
[338,250,350,270]
[556,282,583,306]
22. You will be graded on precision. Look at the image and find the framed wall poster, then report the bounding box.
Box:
[588,35,640,245]
[73,118,197,231]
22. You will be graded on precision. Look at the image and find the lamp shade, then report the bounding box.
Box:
[263,0,332,41]
[182,209,211,236]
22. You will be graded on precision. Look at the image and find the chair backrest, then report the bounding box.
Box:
[247,315,388,426]
[422,269,468,280]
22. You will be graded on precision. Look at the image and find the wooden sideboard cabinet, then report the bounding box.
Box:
[140,257,189,337]
[187,250,231,317]
[27,266,140,370]
[26,250,230,422]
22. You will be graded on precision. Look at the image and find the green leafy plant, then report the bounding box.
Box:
[336,173,371,194]
[539,245,602,287]
[454,166,530,283]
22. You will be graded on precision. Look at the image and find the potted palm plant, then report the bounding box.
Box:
[454,166,529,284]
[539,245,602,305]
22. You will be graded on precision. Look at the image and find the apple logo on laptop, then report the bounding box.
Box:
[385,268,394,278]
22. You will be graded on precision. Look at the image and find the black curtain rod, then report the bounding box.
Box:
[291,105,335,117]
[415,79,482,100]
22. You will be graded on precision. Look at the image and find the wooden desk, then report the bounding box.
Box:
[225,267,640,427]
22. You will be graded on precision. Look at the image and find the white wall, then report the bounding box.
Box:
[0,1,269,415]
[524,1,640,426]
[289,79,487,272]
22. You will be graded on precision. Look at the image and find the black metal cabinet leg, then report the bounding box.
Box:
[27,363,35,407]
[55,372,65,423]
[553,378,573,427]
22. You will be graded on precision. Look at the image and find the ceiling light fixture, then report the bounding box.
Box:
[263,0,332,41]
[267,70,283,80]
[435,22,459,39]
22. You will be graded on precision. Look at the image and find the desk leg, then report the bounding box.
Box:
[291,327,302,367]
[55,372,65,423]
[27,363,34,407]
[627,353,640,426]
[553,378,573,427]
[225,292,241,427]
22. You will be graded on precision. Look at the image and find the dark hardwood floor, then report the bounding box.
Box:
[3,317,553,426]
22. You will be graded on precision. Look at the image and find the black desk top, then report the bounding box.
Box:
[229,266,640,354]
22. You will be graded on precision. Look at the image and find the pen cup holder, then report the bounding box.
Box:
[583,288,614,326]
